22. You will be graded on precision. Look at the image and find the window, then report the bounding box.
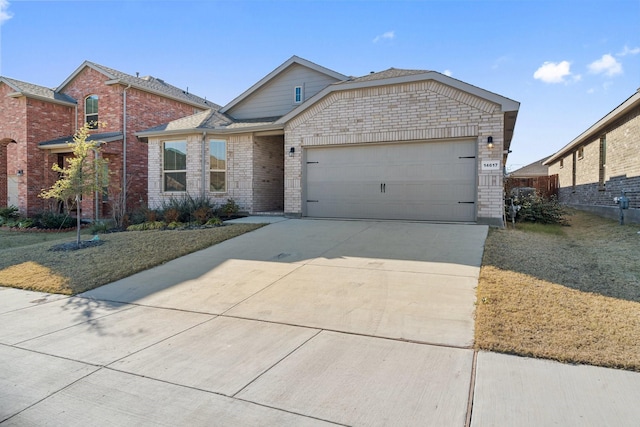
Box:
[163,141,187,192]
[209,139,226,192]
[294,86,303,104]
[559,158,564,168]
[577,147,584,160]
[85,95,99,129]
[598,136,606,189]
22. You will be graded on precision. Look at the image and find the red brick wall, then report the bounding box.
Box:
[2,65,206,219]
[60,67,205,216]
[0,83,74,215]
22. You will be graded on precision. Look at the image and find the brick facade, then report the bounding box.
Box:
[548,98,640,223]
[284,80,506,225]
[1,64,207,219]
[148,133,285,213]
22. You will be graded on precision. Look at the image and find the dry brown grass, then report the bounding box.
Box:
[0,224,263,295]
[476,209,640,371]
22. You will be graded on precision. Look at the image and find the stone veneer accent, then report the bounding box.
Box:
[284,79,506,225]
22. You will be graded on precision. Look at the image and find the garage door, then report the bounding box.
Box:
[305,140,477,221]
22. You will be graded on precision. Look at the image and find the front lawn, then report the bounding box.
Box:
[476,209,640,372]
[0,224,263,295]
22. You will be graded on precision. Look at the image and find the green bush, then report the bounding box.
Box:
[218,198,239,218]
[17,218,35,229]
[0,206,19,220]
[159,194,216,223]
[510,193,568,225]
[126,221,166,231]
[33,211,75,230]
[206,217,223,226]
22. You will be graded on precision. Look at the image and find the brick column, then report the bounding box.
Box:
[0,138,17,207]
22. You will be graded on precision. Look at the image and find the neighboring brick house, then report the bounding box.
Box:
[0,62,212,219]
[138,56,520,226]
[544,89,640,223]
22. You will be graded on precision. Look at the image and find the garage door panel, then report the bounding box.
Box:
[305,140,476,221]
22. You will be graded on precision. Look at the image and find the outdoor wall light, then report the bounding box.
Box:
[16,169,24,177]
[289,146,295,157]
[487,136,494,149]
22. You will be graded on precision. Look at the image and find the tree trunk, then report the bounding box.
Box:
[76,194,81,247]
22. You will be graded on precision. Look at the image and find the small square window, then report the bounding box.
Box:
[294,86,302,104]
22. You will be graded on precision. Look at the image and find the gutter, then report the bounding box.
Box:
[202,132,207,197]
[135,123,284,140]
[123,84,131,214]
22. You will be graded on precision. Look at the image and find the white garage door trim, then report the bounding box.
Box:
[303,139,477,221]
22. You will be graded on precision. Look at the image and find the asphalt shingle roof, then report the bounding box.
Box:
[86,62,218,109]
[0,77,76,104]
[140,109,280,134]
[38,132,123,147]
[343,68,430,83]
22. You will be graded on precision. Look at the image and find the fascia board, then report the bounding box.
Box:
[8,91,77,107]
[220,55,347,114]
[135,123,284,139]
[544,90,640,165]
[277,72,520,125]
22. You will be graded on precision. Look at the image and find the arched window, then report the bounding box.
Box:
[85,95,99,129]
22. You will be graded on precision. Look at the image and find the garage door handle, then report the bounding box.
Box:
[380,183,386,193]
[458,201,475,204]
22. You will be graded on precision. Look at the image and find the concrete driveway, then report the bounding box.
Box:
[3,218,639,426]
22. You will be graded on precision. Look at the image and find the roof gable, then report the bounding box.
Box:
[56,61,216,109]
[220,56,348,118]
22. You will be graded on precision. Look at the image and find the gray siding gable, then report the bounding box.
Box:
[224,63,346,120]
[220,56,347,120]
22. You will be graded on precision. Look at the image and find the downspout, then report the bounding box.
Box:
[201,132,207,198]
[122,84,131,214]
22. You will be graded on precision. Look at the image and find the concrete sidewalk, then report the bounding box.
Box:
[1,218,639,426]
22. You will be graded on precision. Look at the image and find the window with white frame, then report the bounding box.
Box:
[85,95,99,129]
[294,86,303,104]
[209,139,226,192]
[163,141,187,192]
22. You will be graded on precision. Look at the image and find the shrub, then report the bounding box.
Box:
[164,208,181,223]
[126,221,166,231]
[510,193,568,225]
[17,218,35,229]
[218,198,240,218]
[159,194,216,224]
[193,206,213,224]
[89,220,112,234]
[206,217,223,226]
[33,211,74,230]
[0,206,19,221]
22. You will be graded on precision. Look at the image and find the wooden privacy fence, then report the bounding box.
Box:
[505,174,559,199]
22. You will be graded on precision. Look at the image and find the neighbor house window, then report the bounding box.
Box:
[559,158,564,168]
[577,147,584,160]
[209,139,226,192]
[163,141,187,192]
[598,136,606,189]
[294,86,303,104]
[85,95,99,129]
[572,152,577,191]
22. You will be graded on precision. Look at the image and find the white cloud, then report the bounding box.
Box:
[588,54,622,76]
[0,0,13,26]
[533,61,573,84]
[443,69,452,77]
[373,31,395,43]
[617,45,640,57]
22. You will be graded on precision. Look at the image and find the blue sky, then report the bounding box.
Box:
[1,0,638,171]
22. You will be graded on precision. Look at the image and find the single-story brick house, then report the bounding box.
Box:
[0,62,212,218]
[544,89,640,223]
[137,56,520,226]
